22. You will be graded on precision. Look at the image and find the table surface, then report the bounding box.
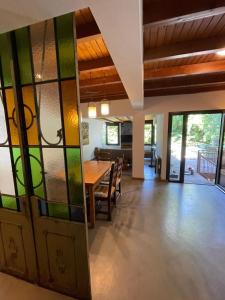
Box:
[83,160,111,185]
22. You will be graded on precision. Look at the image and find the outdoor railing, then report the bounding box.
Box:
[197,149,218,180]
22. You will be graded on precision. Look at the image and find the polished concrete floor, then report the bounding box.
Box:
[1,177,225,299]
[89,176,225,300]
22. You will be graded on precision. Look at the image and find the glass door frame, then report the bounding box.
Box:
[167,110,224,183]
[215,114,225,190]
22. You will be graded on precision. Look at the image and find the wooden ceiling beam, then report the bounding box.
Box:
[144,35,225,63]
[144,60,225,80]
[143,0,225,28]
[76,21,101,42]
[144,83,225,97]
[80,93,128,103]
[78,56,114,72]
[79,74,121,88]
[80,82,125,95]
[144,72,225,90]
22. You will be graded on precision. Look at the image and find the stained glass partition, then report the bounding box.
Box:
[13,13,84,221]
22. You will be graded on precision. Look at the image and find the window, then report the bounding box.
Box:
[144,121,154,145]
[106,123,120,145]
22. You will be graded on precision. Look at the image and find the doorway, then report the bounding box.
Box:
[167,112,222,185]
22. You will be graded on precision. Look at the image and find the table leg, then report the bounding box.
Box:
[89,186,95,228]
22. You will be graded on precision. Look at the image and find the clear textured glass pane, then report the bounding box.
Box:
[0,147,15,195]
[29,148,45,199]
[55,13,76,79]
[66,148,83,205]
[15,28,33,85]
[30,19,57,82]
[169,115,184,181]
[61,80,79,146]
[42,148,67,203]
[36,83,63,145]
[0,91,8,145]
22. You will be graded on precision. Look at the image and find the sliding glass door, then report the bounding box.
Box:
[217,115,225,189]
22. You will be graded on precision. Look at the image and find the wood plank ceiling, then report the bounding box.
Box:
[77,2,225,103]
[143,0,225,97]
[75,8,128,103]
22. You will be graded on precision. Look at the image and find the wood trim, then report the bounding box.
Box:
[143,1,225,28]
[144,35,225,63]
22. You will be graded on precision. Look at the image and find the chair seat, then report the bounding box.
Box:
[95,185,115,198]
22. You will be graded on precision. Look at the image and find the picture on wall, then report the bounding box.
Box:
[82,122,89,145]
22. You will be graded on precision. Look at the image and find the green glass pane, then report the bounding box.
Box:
[2,195,17,210]
[12,148,26,196]
[15,28,33,85]
[66,148,83,205]
[55,13,75,78]
[29,148,45,198]
[0,33,12,87]
[48,203,69,219]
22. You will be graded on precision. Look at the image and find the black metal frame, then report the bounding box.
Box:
[167,110,224,184]
[144,120,155,146]
[106,122,120,146]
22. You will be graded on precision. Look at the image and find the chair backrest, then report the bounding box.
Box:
[116,156,124,182]
[96,151,112,161]
[107,161,118,197]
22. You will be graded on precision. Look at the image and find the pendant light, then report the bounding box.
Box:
[88,102,97,118]
[100,72,110,116]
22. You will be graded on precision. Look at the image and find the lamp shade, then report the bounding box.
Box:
[88,103,97,118]
[101,101,109,115]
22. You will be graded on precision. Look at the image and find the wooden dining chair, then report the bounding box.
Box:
[116,156,123,197]
[94,161,118,221]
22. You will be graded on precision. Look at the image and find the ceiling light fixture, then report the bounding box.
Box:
[217,49,225,56]
[88,102,97,118]
[101,100,110,116]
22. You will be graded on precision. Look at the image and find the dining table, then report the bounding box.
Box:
[83,160,112,228]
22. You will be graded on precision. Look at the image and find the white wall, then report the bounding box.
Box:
[82,118,104,161]
[81,90,225,180]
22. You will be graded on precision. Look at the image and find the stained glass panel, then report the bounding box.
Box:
[29,148,45,199]
[22,86,39,145]
[0,33,12,87]
[15,28,33,85]
[1,195,17,210]
[36,83,63,145]
[66,148,83,205]
[42,148,67,203]
[0,91,8,145]
[30,19,57,82]
[55,13,75,79]
[12,148,25,196]
[5,89,19,145]
[61,80,79,145]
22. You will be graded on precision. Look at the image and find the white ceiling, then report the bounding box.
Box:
[0,0,143,109]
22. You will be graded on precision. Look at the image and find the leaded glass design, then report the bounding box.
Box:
[0,13,84,220]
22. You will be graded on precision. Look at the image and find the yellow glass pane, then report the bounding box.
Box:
[5,89,19,145]
[61,80,79,146]
[22,86,39,145]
